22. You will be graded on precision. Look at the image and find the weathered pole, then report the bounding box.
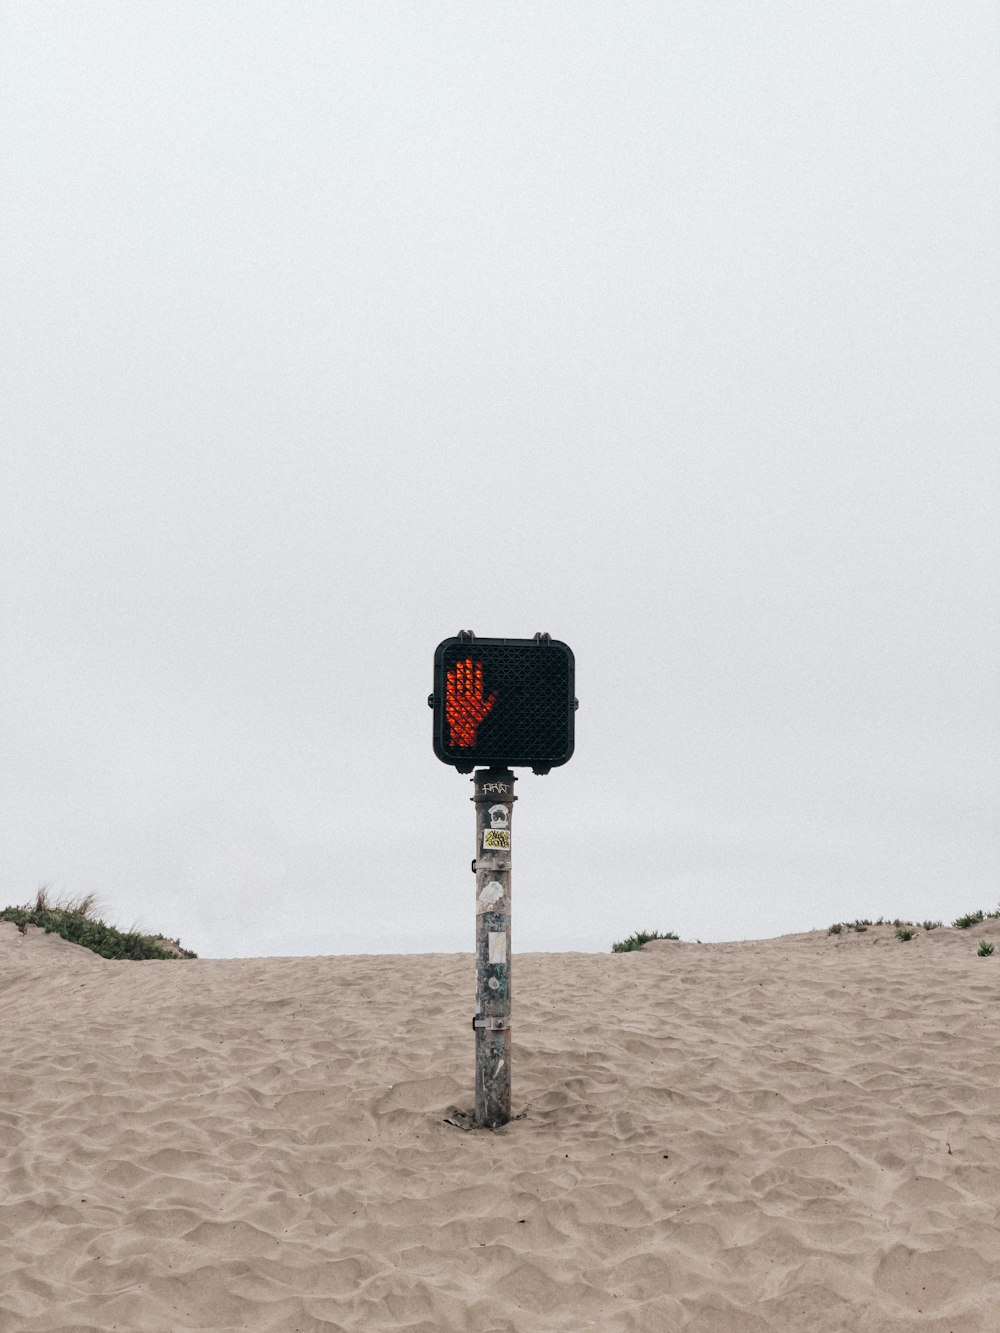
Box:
[472,767,516,1128]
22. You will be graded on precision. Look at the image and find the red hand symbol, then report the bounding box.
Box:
[445,658,497,748]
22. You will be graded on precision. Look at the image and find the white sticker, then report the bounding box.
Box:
[478,881,504,911]
[488,932,507,965]
[483,829,510,851]
[488,804,509,829]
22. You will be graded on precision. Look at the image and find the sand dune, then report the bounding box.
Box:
[3,917,1000,1331]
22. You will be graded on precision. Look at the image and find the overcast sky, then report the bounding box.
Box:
[2,3,997,957]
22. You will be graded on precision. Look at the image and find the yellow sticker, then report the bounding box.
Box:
[482,828,510,851]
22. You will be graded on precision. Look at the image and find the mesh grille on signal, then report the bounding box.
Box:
[433,637,575,769]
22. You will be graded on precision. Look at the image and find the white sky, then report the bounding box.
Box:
[2,3,997,956]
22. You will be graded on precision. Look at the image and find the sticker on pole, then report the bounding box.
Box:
[482,828,510,851]
[478,880,504,912]
[488,932,507,965]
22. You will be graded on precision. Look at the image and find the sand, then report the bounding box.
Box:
[4,917,1000,1332]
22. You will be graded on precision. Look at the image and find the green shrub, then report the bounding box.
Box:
[896,927,916,941]
[978,940,995,957]
[828,923,843,935]
[612,929,680,953]
[953,911,984,930]
[1,889,196,961]
[922,920,942,931]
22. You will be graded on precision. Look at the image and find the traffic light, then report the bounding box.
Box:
[430,632,576,774]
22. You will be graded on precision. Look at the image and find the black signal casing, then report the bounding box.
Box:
[432,635,575,773]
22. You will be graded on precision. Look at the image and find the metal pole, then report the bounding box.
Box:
[472,767,515,1128]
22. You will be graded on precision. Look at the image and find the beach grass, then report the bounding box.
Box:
[612,928,680,953]
[1,887,196,961]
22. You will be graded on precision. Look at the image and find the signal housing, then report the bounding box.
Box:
[431,633,576,774]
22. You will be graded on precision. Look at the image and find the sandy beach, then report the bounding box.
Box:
[4,918,1000,1332]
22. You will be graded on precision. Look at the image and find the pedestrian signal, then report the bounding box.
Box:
[431,633,576,774]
